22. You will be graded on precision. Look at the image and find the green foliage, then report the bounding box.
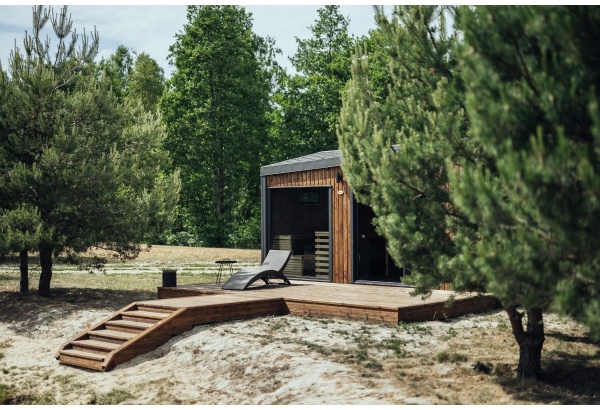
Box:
[452,6,600,340]
[338,6,475,292]
[275,6,356,158]
[0,6,179,295]
[164,231,202,248]
[341,4,600,378]
[160,5,271,247]
[127,52,165,111]
[0,204,43,255]
[96,47,165,112]
[96,45,133,101]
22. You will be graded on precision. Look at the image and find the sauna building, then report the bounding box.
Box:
[260,150,409,285]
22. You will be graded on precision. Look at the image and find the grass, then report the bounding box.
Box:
[0,383,14,404]
[436,350,468,364]
[303,341,331,355]
[0,245,261,293]
[439,327,457,341]
[90,388,135,405]
[377,336,408,358]
[0,382,54,405]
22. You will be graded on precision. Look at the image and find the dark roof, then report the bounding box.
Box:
[260,145,399,177]
[260,150,342,176]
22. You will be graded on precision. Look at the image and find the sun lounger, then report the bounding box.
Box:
[221,250,292,290]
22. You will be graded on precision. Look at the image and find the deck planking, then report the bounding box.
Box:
[156,281,500,324]
[58,281,499,371]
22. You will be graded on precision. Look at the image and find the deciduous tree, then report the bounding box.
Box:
[128,52,165,112]
[160,5,270,247]
[279,6,355,157]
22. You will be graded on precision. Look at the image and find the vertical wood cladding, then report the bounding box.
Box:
[267,166,352,284]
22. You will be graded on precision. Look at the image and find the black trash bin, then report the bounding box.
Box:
[162,268,177,287]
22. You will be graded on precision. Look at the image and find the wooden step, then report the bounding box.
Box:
[136,305,178,314]
[105,319,153,333]
[71,339,122,354]
[88,329,136,343]
[121,310,171,322]
[61,349,106,360]
[59,349,106,371]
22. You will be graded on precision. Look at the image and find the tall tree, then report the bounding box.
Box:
[96,45,133,101]
[161,5,271,247]
[96,47,165,112]
[338,6,474,293]
[0,6,179,296]
[278,6,355,157]
[128,52,165,112]
[450,5,600,378]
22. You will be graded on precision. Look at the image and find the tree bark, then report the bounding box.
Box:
[19,249,29,293]
[38,246,54,297]
[505,305,545,379]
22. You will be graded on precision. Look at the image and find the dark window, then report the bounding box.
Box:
[300,190,320,205]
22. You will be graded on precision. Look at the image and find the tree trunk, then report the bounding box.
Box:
[19,249,29,293]
[38,246,54,297]
[505,305,545,379]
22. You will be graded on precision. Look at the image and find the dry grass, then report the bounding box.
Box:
[129,245,261,263]
[0,245,261,294]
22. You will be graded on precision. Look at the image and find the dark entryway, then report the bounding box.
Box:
[268,187,331,280]
[354,202,407,283]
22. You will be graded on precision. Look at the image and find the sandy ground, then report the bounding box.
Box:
[0,245,598,404]
[0,296,598,405]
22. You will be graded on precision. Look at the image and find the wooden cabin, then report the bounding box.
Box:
[260,150,409,285]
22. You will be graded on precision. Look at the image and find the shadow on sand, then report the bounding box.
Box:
[498,332,600,405]
[0,288,155,333]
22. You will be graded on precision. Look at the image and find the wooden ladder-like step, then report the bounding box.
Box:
[105,319,154,332]
[56,303,180,371]
[59,349,107,370]
[70,339,122,355]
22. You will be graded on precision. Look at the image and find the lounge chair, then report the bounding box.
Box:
[222,250,292,290]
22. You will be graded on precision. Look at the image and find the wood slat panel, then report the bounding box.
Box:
[267,167,352,284]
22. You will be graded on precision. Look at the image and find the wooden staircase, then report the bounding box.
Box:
[56,294,289,371]
[56,303,186,371]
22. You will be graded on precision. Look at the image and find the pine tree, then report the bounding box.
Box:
[0,6,179,296]
[0,205,43,293]
[451,5,600,378]
[338,6,475,292]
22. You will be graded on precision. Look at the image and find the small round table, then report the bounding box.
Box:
[215,260,237,284]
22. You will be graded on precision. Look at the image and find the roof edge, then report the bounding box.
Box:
[260,156,341,176]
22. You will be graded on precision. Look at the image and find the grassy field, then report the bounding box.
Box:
[0,245,599,404]
[0,245,261,294]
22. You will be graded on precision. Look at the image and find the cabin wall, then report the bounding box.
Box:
[266,166,352,284]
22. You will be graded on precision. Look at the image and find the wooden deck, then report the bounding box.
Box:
[156,281,500,324]
[57,282,499,371]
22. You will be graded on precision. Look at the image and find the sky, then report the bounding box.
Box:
[0,3,385,78]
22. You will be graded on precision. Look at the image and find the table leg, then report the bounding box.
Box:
[216,263,223,284]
